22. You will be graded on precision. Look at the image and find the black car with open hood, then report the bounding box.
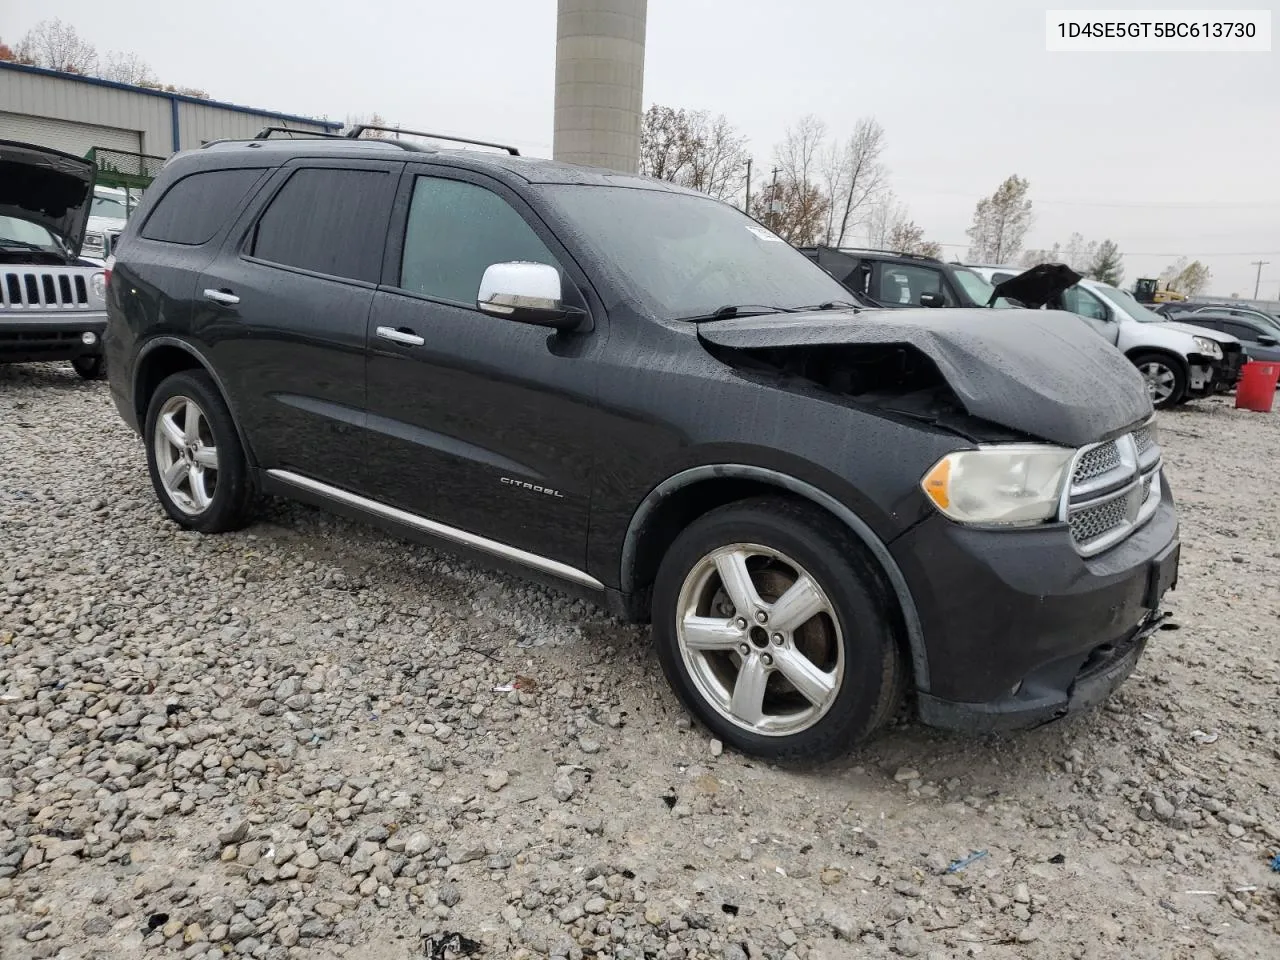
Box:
[0,139,108,379]
[106,131,1180,760]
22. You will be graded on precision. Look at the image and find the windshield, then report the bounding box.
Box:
[545,185,850,320]
[1093,283,1168,322]
[91,196,129,220]
[0,215,61,253]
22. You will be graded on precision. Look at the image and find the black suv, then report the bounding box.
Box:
[105,130,1180,760]
[797,246,1022,309]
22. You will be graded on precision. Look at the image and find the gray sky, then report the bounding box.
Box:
[7,0,1277,297]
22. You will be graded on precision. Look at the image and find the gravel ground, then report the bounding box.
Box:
[2,362,1279,960]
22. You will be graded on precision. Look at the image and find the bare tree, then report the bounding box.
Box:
[640,105,692,182]
[682,112,749,201]
[749,180,829,246]
[1019,244,1062,267]
[15,18,98,74]
[776,115,826,197]
[820,118,886,246]
[100,50,156,86]
[965,175,1033,263]
[639,105,749,202]
[864,192,908,249]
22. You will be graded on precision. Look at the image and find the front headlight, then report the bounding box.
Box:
[921,445,1076,526]
[1193,336,1223,359]
[90,272,106,301]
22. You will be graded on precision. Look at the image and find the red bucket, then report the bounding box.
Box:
[1236,361,1280,413]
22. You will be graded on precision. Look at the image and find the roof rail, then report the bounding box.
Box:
[832,246,942,263]
[253,127,349,140]
[345,124,520,155]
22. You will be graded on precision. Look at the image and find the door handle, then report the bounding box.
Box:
[376,325,425,347]
[203,288,240,305]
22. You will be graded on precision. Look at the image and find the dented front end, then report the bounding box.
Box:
[697,306,1153,447]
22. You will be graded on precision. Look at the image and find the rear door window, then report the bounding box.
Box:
[249,167,396,283]
[398,176,560,304]
[140,168,265,245]
[872,261,952,306]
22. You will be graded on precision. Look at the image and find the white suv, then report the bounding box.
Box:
[968,266,1243,409]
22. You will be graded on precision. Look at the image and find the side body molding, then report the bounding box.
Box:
[621,464,930,692]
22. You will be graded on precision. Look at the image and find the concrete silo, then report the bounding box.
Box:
[553,0,648,174]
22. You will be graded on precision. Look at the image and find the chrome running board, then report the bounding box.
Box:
[266,469,604,591]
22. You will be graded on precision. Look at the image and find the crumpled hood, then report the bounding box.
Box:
[698,307,1153,447]
[0,139,96,254]
[1160,320,1241,345]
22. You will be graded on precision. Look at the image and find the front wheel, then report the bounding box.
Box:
[652,497,904,762]
[1131,353,1187,409]
[71,355,105,380]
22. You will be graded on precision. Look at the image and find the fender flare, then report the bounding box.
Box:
[134,336,259,467]
[620,464,930,692]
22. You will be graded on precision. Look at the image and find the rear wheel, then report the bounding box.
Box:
[652,497,903,762]
[1131,353,1186,409]
[71,355,105,380]
[143,370,254,533]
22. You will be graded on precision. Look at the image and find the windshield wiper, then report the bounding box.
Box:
[0,239,51,253]
[794,300,860,312]
[678,304,796,323]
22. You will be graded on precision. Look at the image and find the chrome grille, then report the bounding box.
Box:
[1064,420,1162,557]
[0,267,94,310]
[1069,497,1129,543]
[1073,441,1122,484]
[1132,425,1154,456]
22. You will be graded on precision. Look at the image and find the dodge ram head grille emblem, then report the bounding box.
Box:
[500,477,564,499]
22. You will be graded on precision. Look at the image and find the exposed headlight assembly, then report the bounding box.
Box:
[1193,336,1223,359]
[921,445,1076,526]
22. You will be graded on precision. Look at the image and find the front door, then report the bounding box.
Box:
[363,169,602,570]
[197,159,400,491]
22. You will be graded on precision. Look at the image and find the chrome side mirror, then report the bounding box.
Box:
[477,262,584,330]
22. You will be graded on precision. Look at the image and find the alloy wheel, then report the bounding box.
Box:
[153,395,219,515]
[675,542,844,736]
[1138,361,1177,403]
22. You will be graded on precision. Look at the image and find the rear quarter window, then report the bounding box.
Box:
[140,168,266,245]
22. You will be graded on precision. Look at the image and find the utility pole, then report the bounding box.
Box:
[1251,260,1269,299]
[744,157,752,215]
[769,166,780,231]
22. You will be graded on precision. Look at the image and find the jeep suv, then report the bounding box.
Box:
[1,140,109,379]
[104,130,1181,760]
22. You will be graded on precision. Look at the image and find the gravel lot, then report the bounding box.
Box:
[2,362,1279,960]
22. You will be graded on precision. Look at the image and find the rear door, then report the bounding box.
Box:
[197,158,401,491]
[362,167,603,569]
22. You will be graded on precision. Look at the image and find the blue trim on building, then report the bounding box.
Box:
[0,60,342,130]
[170,97,181,152]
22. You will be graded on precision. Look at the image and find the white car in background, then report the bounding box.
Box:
[969,265,1244,409]
[82,186,137,261]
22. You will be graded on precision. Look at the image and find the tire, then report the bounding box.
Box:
[71,355,105,380]
[652,496,904,762]
[143,370,254,533]
[1131,353,1186,409]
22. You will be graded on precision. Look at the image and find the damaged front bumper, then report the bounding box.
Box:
[916,607,1168,734]
[890,479,1180,735]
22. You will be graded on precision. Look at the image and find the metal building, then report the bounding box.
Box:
[0,61,339,159]
[553,0,648,174]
